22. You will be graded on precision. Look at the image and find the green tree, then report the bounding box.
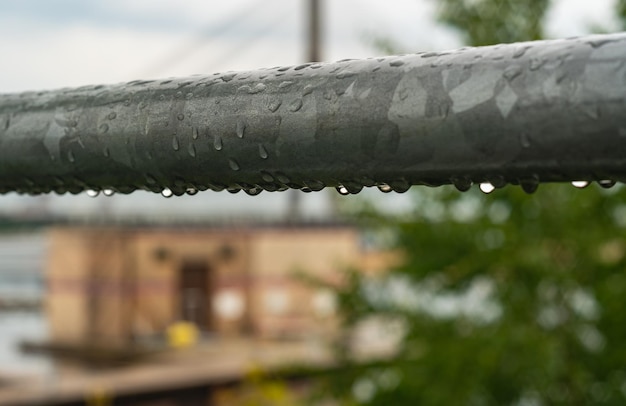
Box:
[318,1,626,404]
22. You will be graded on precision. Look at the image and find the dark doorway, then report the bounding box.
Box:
[179,260,212,331]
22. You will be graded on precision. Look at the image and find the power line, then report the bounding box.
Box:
[137,0,272,78]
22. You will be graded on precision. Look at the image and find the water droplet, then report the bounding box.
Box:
[177,113,185,121]
[479,182,495,194]
[250,83,266,94]
[186,187,198,195]
[305,180,325,191]
[520,179,539,194]
[489,176,507,189]
[389,59,404,67]
[258,144,269,159]
[159,94,167,101]
[520,133,531,148]
[103,147,110,157]
[172,136,180,151]
[214,136,223,151]
[228,159,240,171]
[279,81,294,89]
[529,58,544,71]
[343,182,363,194]
[86,190,100,198]
[598,180,616,189]
[103,189,115,196]
[336,185,350,195]
[289,99,303,112]
[513,46,529,58]
[589,38,613,48]
[261,172,274,182]
[572,180,589,189]
[161,188,173,198]
[236,119,246,138]
[268,100,282,112]
[302,85,314,96]
[192,127,199,140]
[336,71,357,79]
[503,65,522,81]
[452,178,472,192]
[185,92,193,100]
[582,105,600,120]
[123,99,131,107]
[276,173,290,184]
[67,150,75,163]
[99,123,109,134]
[244,187,262,196]
[188,143,196,157]
[227,187,241,194]
[107,112,117,120]
[390,180,410,193]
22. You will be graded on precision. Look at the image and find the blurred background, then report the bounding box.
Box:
[1,0,626,405]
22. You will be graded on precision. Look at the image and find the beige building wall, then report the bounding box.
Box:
[46,225,381,345]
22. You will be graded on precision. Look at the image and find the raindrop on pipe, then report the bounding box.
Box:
[571,180,589,189]
[479,182,495,194]
[86,190,100,198]
[598,180,616,189]
[103,189,115,196]
[161,188,173,198]
[336,185,350,195]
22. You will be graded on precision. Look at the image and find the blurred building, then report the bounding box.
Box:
[46,225,390,347]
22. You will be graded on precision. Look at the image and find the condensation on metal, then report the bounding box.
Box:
[1,33,626,196]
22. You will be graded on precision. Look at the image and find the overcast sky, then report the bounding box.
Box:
[0,0,620,220]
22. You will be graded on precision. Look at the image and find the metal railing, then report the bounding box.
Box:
[1,33,625,196]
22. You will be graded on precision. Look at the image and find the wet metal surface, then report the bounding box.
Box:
[1,34,626,196]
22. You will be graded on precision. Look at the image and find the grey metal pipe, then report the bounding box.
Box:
[1,33,626,196]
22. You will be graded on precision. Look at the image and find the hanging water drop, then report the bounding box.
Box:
[598,180,616,189]
[214,136,223,151]
[161,188,173,198]
[188,143,196,157]
[390,180,410,193]
[244,187,262,196]
[520,180,539,194]
[192,127,199,140]
[452,178,472,192]
[572,180,589,188]
[258,144,269,159]
[377,183,393,193]
[186,188,198,195]
[172,136,180,151]
[336,185,350,195]
[103,189,115,196]
[86,190,100,198]
[480,182,495,194]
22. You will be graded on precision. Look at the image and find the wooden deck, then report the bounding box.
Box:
[0,338,334,405]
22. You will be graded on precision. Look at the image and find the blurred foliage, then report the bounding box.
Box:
[315,1,626,405]
[217,365,304,406]
[435,0,549,46]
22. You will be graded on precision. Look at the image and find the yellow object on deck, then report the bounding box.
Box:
[166,321,200,349]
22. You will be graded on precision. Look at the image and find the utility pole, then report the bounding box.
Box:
[287,0,323,222]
